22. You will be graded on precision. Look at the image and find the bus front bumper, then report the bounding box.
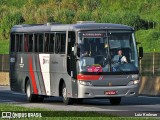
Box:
[77,84,139,98]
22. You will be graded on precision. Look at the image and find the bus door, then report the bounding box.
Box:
[67,32,78,98]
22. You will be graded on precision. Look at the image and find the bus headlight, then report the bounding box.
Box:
[79,81,92,86]
[127,80,140,86]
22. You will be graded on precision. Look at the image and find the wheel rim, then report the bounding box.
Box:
[26,84,31,98]
[62,87,67,100]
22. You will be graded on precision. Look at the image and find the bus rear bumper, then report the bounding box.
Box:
[77,84,139,98]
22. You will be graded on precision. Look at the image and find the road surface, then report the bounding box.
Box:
[0,86,160,117]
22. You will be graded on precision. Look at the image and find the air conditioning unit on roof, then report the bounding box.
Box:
[77,21,95,24]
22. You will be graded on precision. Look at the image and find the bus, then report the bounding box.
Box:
[10,21,143,105]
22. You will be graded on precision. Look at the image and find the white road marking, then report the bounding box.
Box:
[90,99,109,102]
[0,99,16,102]
[12,92,26,96]
[138,96,160,99]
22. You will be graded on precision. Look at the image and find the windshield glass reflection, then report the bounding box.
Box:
[78,31,138,74]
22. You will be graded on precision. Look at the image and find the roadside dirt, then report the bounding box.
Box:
[0,72,9,85]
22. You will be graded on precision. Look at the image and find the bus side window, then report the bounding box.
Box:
[49,33,55,53]
[39,34,44,53]
[61,33,66,54]
[19,34,23,52]
[55,33,60,54]
[16,34,20,52]
[28,34,33,52]
[44,33,49,53]
[55,32,66,54]
[34,34,38,52]
[24,34,29,52]
[11,34,15,52]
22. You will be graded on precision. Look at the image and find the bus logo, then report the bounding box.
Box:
[10,58,15,63]
[99,76,104,80]
[43,58,49,64]
[19,57,24,68]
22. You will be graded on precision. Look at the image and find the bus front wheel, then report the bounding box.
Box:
[62,83,73,105]
[109,97,121,105]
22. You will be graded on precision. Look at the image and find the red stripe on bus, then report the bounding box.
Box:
[77,74,100,80]
[29,56,38,94]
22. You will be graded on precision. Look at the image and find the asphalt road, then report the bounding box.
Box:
[0,86,160,117]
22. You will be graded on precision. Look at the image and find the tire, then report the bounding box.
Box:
[62,83,73,105]
[26,80,37,102]
[109,97,121,105]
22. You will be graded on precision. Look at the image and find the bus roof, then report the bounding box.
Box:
[11,22,134,33]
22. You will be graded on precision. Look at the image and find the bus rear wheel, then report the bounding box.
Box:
[26,80,37,102]
[26,80,44,103]
[109,97,121,105]
[62,83,73,105]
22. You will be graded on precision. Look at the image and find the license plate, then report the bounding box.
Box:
[105,91,117,95]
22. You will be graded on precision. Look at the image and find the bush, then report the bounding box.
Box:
[136,30,160,52]
[0,12,25,40]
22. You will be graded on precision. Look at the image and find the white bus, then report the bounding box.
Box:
[10,21,143,105]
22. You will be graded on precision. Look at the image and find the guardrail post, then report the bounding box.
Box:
[153,50,155,76]
[2,54,4,72]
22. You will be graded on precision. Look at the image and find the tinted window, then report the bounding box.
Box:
[11,34,15,52]
[28,34,34,52]
[44,33,50,52]
[49,33,55,53]
[44,33,55,53]
[55,32,66,54]
[16,34,23,52]
[24,34,29,52]
[34,34,38,52]
[39,34,44,53]
[19,34,23,52]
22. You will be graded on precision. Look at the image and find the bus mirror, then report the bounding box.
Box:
[139,47,143,59]
[73,45,77,56]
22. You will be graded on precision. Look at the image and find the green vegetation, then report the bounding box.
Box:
[0,104,157,120]
[136,30,160,52]
[0,40,9,54]
[1,0,160,53]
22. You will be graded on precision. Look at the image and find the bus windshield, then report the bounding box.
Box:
[77,31,138,74]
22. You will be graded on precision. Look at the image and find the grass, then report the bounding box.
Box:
[0,104,157,120]
[135,29,160,52]
[0,40,9,54]
[1,1,160,53]
[0,104,115,120]
[0,1,160,53]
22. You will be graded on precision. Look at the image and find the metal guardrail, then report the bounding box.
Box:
[0,54,9,72]
[1,54,159,94]
[0,53,160,76]
[140,53,160,76]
